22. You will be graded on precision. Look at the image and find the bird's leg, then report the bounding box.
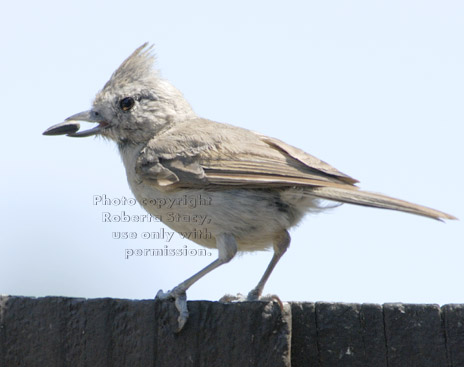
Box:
[156,233,237,332]
[247,230,290,300]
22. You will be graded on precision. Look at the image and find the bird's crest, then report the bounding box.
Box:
[103,43,156,90]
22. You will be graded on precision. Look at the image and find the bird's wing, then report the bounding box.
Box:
[135,118,358,189]
[135,118,456,220]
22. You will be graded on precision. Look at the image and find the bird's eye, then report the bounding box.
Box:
[119,97,135,111]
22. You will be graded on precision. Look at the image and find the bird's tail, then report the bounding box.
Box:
[308,186,457,221]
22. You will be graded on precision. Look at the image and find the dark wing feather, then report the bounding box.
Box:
[135,118,358,189]
[134,118,456,220]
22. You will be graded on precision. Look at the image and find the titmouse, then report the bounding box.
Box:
[44,44,456,331]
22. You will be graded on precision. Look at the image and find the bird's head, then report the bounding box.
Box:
[43,43,195,144]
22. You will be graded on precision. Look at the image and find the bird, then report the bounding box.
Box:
[43,43,456,331]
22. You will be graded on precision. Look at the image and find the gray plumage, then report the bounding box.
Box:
[43,43,456,331]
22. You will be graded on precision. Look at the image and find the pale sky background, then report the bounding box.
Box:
[1,1,463,305]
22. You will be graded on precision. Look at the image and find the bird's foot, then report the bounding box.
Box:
[156,287,189,332]
[219,293,247,302]
[219,291,284,310]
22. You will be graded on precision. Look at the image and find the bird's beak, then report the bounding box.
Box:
[43,110,109,137]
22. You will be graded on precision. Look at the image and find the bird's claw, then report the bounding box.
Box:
[219,293,247,302]
[156,287,189,332]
